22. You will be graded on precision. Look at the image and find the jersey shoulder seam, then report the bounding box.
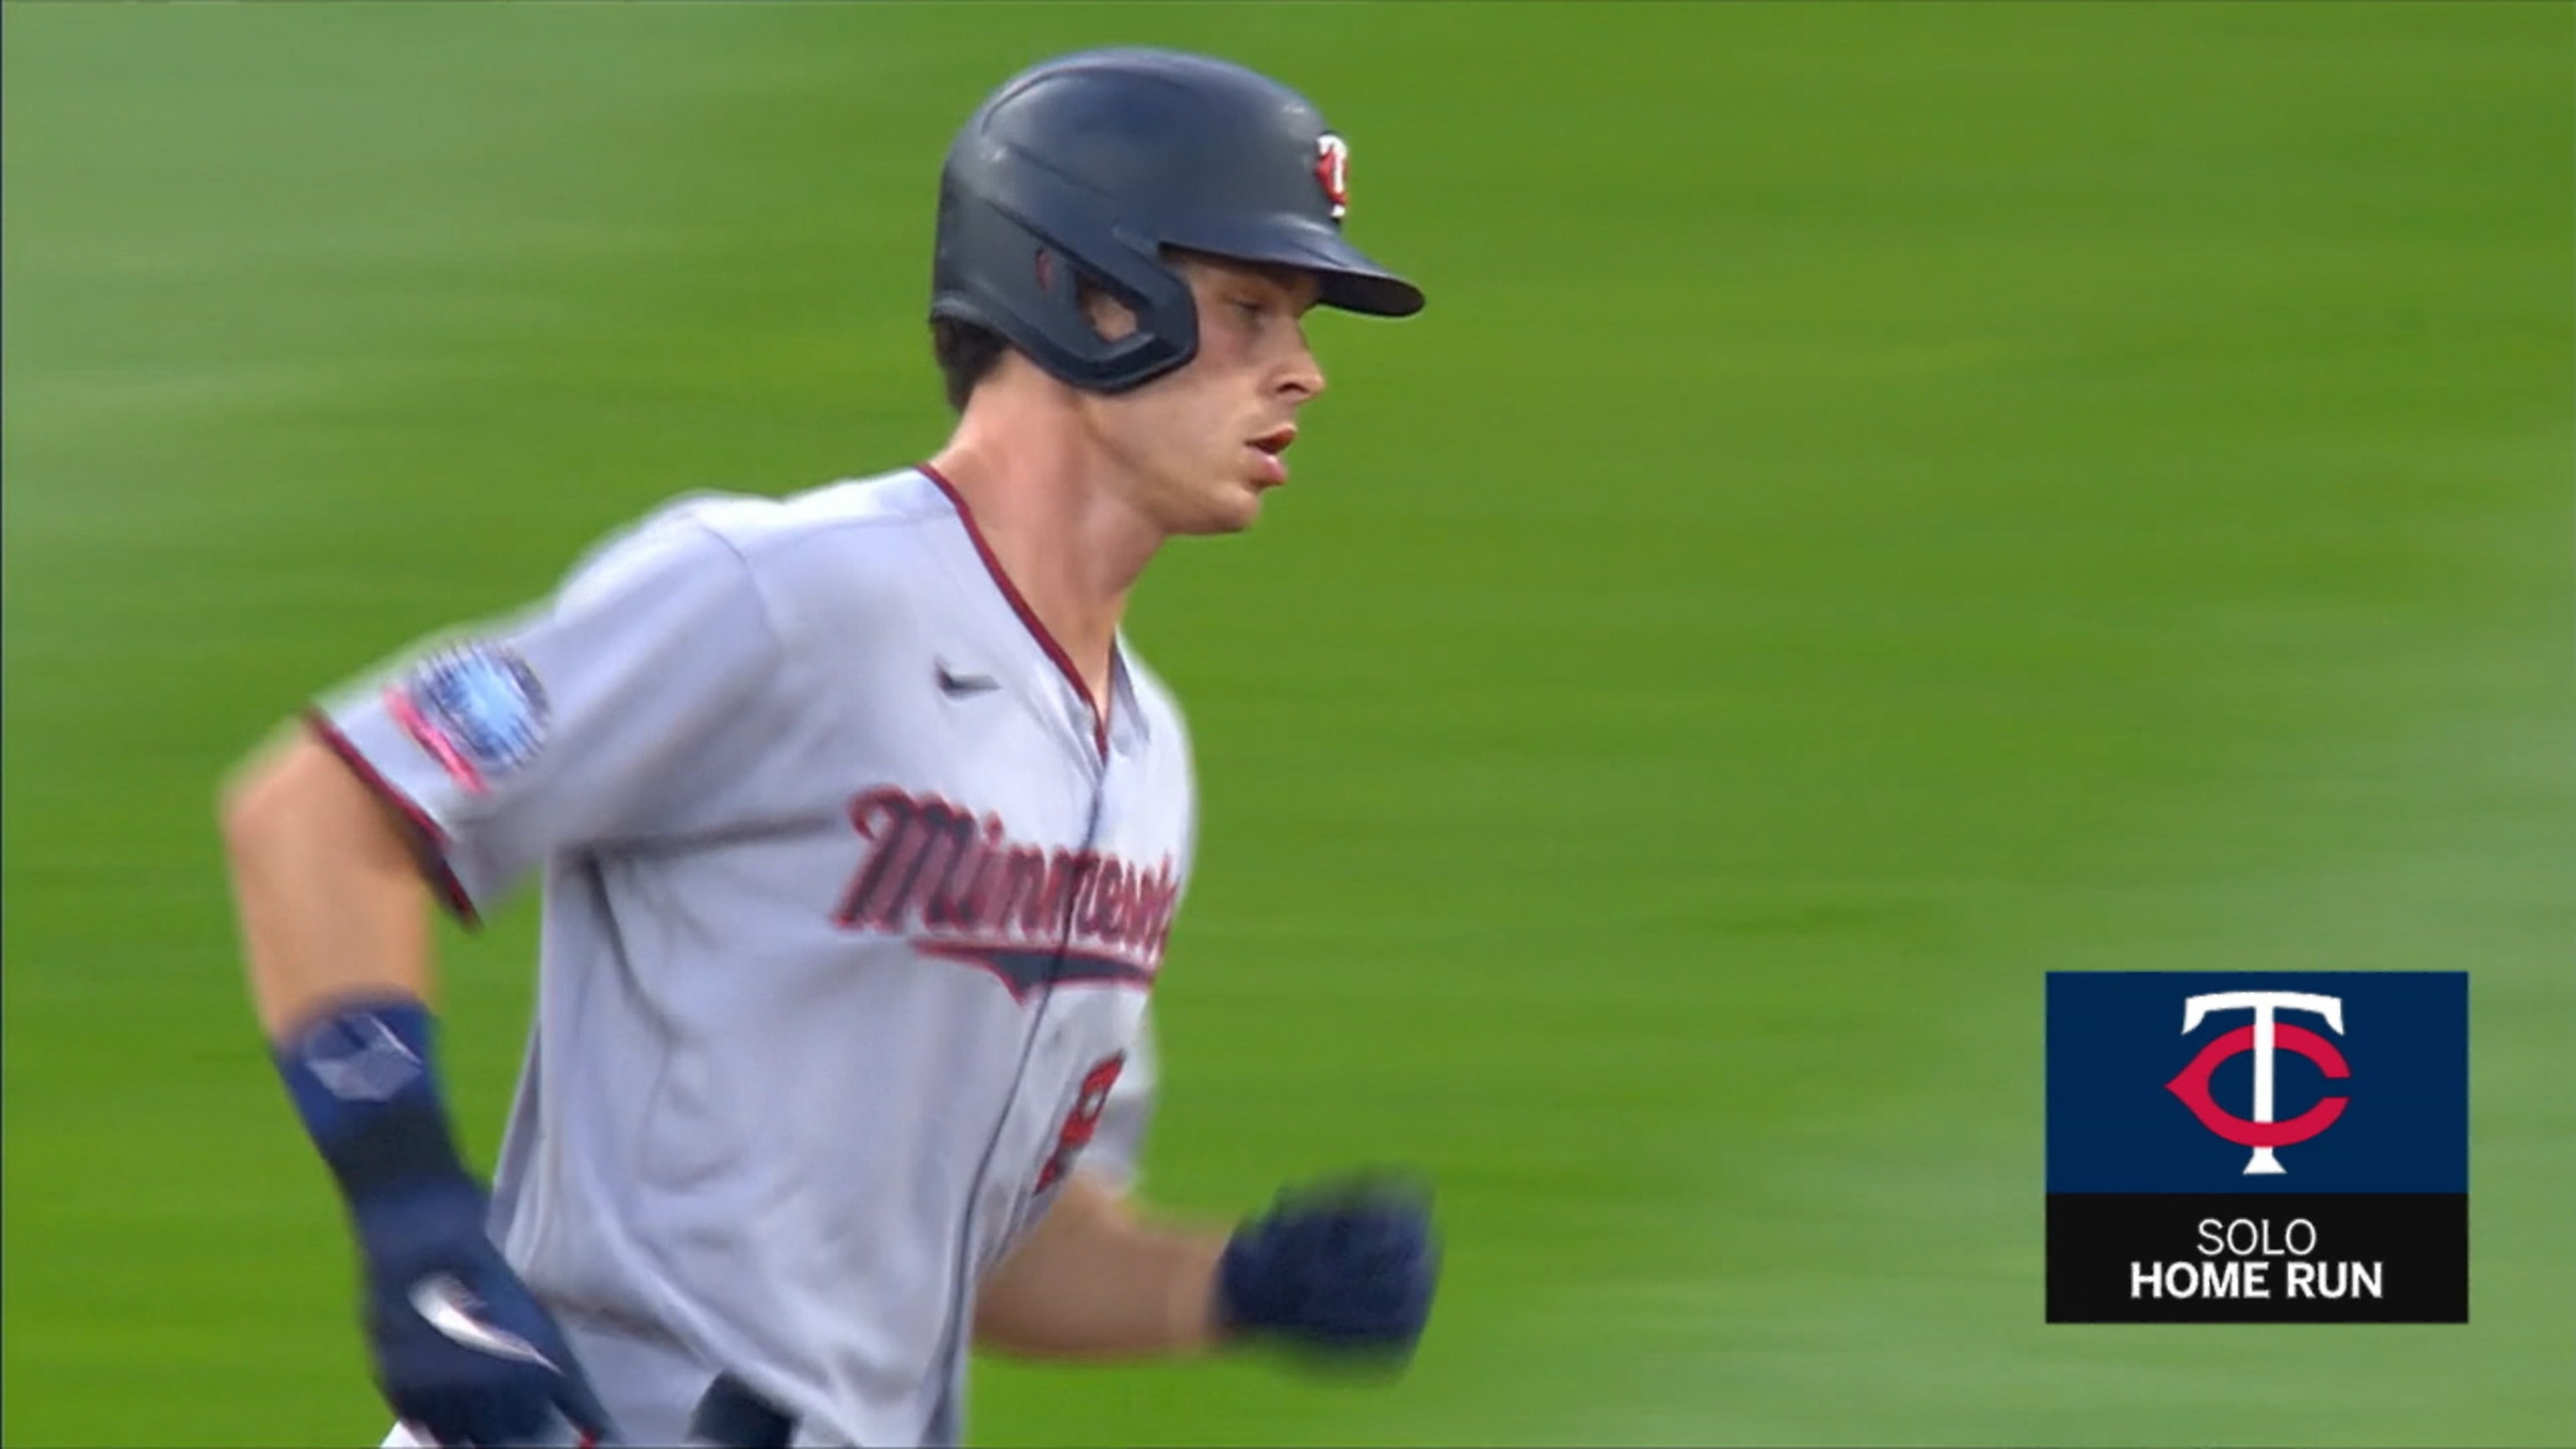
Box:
[699,476,962,574]
[658,509,797,695]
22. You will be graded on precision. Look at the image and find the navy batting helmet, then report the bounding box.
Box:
[929,47,1425,395]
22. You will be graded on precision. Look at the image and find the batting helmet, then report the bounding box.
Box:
[929,47,1426,395]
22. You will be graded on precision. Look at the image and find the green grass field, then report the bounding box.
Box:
[5,3,2570,1445]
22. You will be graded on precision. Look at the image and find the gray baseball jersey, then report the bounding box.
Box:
[312,466,1194,1447]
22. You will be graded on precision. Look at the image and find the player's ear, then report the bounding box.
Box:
[1079,279,1140,343]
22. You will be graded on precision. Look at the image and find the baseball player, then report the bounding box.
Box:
[218,47,1439,1449]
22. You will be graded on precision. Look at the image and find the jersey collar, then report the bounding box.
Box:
[915,464,1154,762]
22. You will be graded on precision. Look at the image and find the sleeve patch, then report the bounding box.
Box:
[386,643,550,794]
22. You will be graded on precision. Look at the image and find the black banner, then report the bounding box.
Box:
[2047,1192,2467,1323]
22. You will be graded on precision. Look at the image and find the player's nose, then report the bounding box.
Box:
[1278,328,1326,402]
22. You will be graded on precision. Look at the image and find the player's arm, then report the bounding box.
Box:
[222,722,439,1039]
[221,509,776,1446]
[972,1173,1230,1358]
[219,722,620,1448]
[974,1171,1440,1363]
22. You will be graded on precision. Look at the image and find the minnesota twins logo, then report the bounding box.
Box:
[2047,972,2465,1324]
[2164,990,2350,1175]
[1315,133,1350,220]
[832,787,1179,1001]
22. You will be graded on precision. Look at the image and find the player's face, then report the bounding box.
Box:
[1079,257,1327,535]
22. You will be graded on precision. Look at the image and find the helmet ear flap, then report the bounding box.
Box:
[932,162,1199,394]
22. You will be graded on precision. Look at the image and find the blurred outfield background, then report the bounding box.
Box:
[4,3,2570,1446]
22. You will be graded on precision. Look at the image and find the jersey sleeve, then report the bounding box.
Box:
[305,504,784,924]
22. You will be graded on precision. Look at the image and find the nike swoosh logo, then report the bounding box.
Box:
[408,1274,558,1369]
[937,663,1000,698]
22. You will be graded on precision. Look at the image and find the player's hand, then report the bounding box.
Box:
[356,1179,616,1447]
[273,996,617,1447]
[1215,1174,1441,1361]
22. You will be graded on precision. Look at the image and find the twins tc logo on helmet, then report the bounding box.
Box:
[1315,133,1350,220]
[2165,991,2350,1174]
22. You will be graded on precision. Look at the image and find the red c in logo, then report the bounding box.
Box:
[2165,1023,2350,1149]
[1315,134,1350,220]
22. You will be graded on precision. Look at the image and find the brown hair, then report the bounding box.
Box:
[931,317,1010,414]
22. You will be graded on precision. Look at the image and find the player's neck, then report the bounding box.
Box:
[925,427,1163,713]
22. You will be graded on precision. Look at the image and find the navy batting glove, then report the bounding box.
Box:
[1216,1176,1441,1360]
[278,997,617,1448]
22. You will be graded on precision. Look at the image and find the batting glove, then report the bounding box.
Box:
[1215,1175,1441,1360]
[277,995,616,1448]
